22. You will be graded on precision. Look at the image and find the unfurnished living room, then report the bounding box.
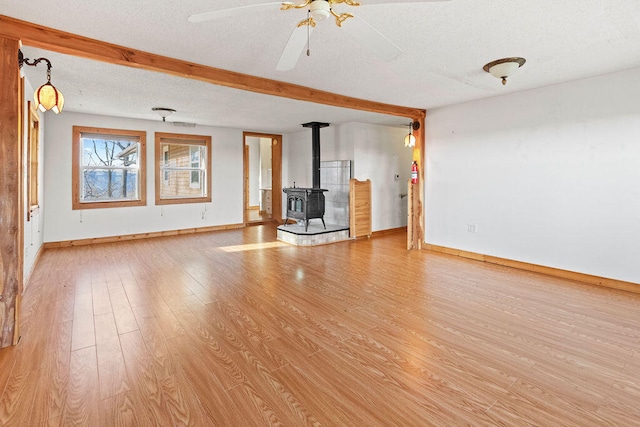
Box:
[1,1,640,425]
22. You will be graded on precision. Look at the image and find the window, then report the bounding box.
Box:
[72,126,146,210]
[155,132,211,205]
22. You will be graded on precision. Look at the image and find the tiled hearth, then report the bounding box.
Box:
[277,222,350,246]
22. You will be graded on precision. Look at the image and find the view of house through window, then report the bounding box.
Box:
[189,145,202,188]
[155,132,212,205]
[72,127,146,210]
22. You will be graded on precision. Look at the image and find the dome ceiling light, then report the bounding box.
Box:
[483,57,526,85]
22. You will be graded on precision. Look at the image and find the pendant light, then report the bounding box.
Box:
[18,50,65,114]
[404,121,419,147]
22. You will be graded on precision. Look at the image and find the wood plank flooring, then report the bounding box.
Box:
[1,224,640,426]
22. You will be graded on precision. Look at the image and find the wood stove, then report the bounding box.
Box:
[283,122,329,231]
[284,187,327,231]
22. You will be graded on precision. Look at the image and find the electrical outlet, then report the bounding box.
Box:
[467,223,477,233]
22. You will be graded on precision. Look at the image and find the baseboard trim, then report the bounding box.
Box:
[425,244,639,294]
[23,244,44,291]
[43,223,245,249]
[371,227,406,238]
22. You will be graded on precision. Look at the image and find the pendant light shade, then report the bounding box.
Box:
[35,81,65,114]
[404,133,416,148]
[404,121,419,147]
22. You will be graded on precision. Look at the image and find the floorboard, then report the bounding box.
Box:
[1,224,639,426]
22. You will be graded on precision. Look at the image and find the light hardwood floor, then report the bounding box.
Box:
[1,224,639,426]
[246,209,273,226]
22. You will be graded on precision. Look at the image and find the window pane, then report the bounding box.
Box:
[82,138,138,168]
[160,143,207,197]
[160,169,205,199]
[81,169,139,202]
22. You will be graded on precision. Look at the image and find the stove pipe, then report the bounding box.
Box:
[302,122,330,188]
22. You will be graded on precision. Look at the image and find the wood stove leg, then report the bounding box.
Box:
[321,218,326,229]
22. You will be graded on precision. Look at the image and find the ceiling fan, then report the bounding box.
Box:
[188,0,451,71]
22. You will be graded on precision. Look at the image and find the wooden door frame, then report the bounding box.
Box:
[242,132,282,225]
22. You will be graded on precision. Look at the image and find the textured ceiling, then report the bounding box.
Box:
[5,0,640,133]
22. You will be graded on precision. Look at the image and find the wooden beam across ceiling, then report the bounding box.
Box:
[0,15,426,121]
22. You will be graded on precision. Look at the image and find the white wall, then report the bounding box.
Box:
[283,126,336,189]
[349,123,412,232]
[283,122,411,231]
[43,112,243,242]
[245,136,260,206]
[259,137,272,189]
[425,67,640,284]
[23,77,45,285]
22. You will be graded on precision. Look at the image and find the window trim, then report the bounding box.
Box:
[155,132,212,205]
[27,101,40,220]
[72,126,147,210]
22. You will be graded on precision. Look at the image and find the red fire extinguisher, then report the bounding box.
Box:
[411,161,418,184]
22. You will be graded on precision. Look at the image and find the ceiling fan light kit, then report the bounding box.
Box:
[310,0,330,21]
[189,0,451,71]
[483,57,526,85]
[284,0,355,28]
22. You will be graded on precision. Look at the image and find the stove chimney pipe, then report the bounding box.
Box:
[302,122,329,188]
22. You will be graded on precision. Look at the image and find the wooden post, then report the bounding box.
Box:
[408,115,425,250]
[0,36,21,347]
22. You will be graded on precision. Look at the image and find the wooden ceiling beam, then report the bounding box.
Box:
[0,15,425,121]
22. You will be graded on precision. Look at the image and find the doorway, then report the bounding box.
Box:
[243,132,282,225]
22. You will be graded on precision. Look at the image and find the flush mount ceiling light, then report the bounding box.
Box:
[483,57,526,85]
[152,107,176,122]
[18,50,65,114]
[404,121,420,148]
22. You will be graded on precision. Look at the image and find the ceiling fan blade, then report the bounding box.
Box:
[359,0,451,4]
[188,2,283,23]
[341,16,402,62]
[276,25,314,71]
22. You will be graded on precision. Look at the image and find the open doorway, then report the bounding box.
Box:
[243,132,282,225]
